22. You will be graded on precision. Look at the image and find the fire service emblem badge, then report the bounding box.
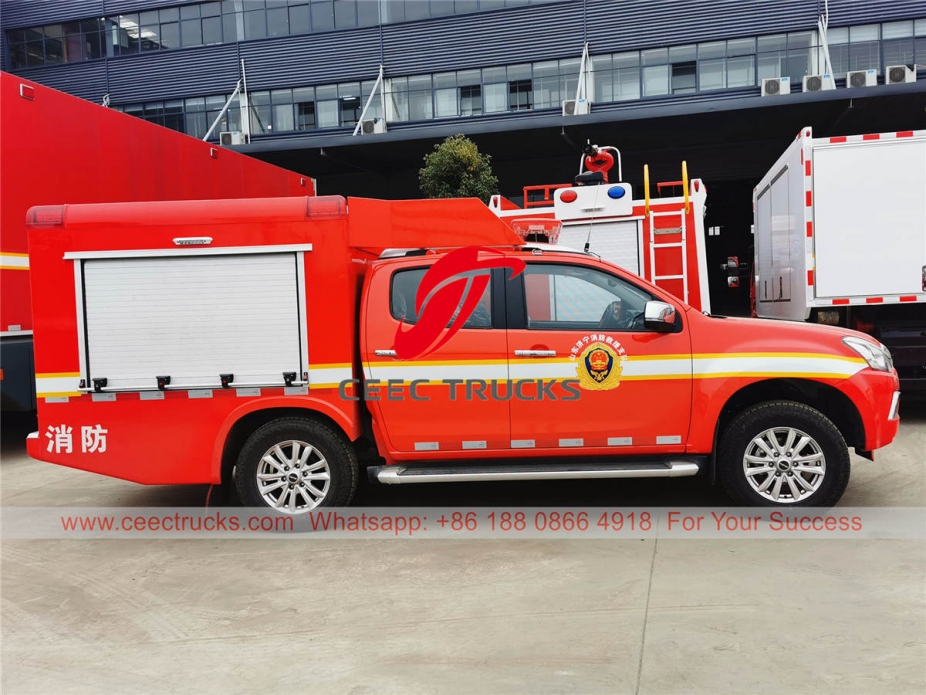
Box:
[572,335,627,391]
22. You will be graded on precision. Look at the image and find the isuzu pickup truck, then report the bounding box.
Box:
[25,195,899,510]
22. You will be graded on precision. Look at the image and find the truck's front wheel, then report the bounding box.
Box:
[718,401,850,507]
[235,417,358,513]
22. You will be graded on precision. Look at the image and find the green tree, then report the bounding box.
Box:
[419,134,498,204]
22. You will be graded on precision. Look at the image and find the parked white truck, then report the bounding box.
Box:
[753,126,926,394]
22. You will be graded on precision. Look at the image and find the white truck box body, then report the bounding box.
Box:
[754,127,926,322]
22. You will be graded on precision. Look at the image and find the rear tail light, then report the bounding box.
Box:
[306,195,347,219]
[26,206,65,227]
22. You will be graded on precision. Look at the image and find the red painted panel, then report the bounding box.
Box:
[0,72,311,334]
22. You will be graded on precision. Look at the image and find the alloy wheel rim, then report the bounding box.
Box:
[257,440,330,513]
[743,427,826,504]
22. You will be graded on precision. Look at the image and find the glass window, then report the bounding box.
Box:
[643,65,669,97]
[882,21,913,40]
[357,1,380,26]
[140,23,161,50]
[698,41,725,60]
[482,66,507,83]
[850,24,879,42]
[160,22,180,49]
[289,4,311,33]
[202,3,222,17]
[669,44,696,63]
[340,96,361,125]
[727,37,755,56]
[297,102,316,130]
[164,99,184,131]
[671,62,696,94]
[273,103,295,131]
[460,84,482,115]
[435,88,458,117]
[726,55,755,87]
[642,48,667,65]
[382,0,405,23]
[522,265,654,330]
[405,1,430,21]
[508,78,533,110]
[849,40,880,72]
[25,41,45,67]
[267,7,289,35]
[408,74,433,120]
[334,0,357,29]
[312,1,336,30]
[484,83,507,113]
[203,16,222,43]
[9,44,27,69]
[181,19,202,46]
[699,59,725,90]
[244,10,266,39]
[159,7,180,22]
[391,268,492,328]
[434,71,456,88]
[507,63,532,80]
[884,38,915,67]
[917,19,926,36]
[614,52,640,100]
[827,27,848,45]
[317,100,339,127]
[757,34,786,52]
[431,0,454,16]
[181,5,201,20]
[222,11,240,41]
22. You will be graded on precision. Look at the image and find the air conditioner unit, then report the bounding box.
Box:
[219,131,244,146]
[846,69,877,88]
[886,64,916,84]
[802,74,834,92]
[562,98,591,116]
[761,77,790,96]
[360,118,387,135]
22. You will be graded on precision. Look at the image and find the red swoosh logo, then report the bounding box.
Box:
[394,247,525,359]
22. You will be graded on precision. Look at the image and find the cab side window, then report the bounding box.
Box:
[523,264,655,331]
[391,267,493,328]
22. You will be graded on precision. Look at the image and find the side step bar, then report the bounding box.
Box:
[368,459,702,485]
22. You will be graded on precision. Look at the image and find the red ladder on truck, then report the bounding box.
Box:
[644,165,691,305]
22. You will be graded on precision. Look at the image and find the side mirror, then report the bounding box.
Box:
[643,300,676,332]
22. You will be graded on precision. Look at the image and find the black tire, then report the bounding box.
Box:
[717,400,850,507]
[235,417,358,513]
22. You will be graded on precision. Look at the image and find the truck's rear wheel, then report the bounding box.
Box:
[718,401,850,507]
[235,417,358,513]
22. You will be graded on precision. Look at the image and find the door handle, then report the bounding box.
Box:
[375,349,397,357]
[514,349,557,357]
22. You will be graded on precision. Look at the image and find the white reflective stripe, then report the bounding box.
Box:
[656,435,682,445]
[608,437,633,446]
[462,440,487,449]
[140,391,165,401]
[308,366,352,386]
[236,388,261,398]
[511,439,535,448]
[0,253,29,269]
[509,361,573,380]
[188,389,213,399]
[623,359,691,378]
[35,375,81,396]
[693,355,865,378]
[91,392,115,402]
[365,363,508,383]
[559,438,584,447]
[889,391,901,420]
[415,442,439,451]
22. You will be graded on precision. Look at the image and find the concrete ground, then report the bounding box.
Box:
[2,405,924,694]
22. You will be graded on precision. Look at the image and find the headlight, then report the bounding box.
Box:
[842,336,894,372]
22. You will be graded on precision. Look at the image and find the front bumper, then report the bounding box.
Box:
[838,369,901,452]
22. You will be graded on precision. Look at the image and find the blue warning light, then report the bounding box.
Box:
[607,186,626,199]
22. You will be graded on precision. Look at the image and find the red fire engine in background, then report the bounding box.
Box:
[0,72,312,413]
[490,143,710,314]
[25,194,899,510]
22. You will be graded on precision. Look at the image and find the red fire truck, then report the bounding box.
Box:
[0,72,312,413]
[25,194,899,509]
[490,144,710,313]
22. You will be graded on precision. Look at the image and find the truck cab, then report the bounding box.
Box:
[25,196,900,511]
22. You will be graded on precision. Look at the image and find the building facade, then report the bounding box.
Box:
[3,0,926,312]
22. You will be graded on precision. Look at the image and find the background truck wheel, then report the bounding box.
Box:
[718,400,850,507]
[235,417,358,513]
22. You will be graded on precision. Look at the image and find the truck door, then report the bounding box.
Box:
[362,261,510,454]
[507,261,692,452]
